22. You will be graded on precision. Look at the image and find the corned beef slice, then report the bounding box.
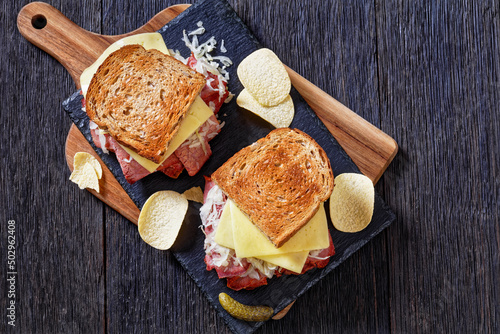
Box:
[91,128,149,184]
[215,261,247,279]
[203,175,218,203]
[175,115,220,176]
[156,154,184,179]
[200,72,228,114]
[308,234,335,269]
[201,115,223,140]
[207,254,248,279]
[90,128,113,152]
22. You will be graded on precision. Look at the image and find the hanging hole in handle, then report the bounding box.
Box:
[31,15,47,29]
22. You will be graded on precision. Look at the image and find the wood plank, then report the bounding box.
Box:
[375,1,500,333]
[3,1,105,333]
[14,1,396,333]
[98,3,229,333]
[65,126,140,222]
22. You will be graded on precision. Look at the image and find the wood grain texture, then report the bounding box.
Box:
[17,2,189,85]
[375,1,500,333]
[44,1,398,228]
[3,0,499,334]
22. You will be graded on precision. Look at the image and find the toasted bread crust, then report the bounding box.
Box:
[86,45,206,163]
[212,128,334,247]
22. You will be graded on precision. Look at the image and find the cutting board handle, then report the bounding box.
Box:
[17,2,189,86]
[17,2,113,85]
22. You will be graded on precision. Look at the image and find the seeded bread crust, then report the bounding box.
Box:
[212,128,334,247]
[86,45,206,163]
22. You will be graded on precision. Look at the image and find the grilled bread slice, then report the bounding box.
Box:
[212,128,334,247]
[86,44,206,163]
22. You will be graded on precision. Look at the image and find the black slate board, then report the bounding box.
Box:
[63,0,396,333]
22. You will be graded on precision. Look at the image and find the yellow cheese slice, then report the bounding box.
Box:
[119,97,213,172]
[80,33,214,173]
[230,201,329,258]
[214,200,236,249]
[215,200,311,273]
[80,33,169,96]
[256,251,308,274]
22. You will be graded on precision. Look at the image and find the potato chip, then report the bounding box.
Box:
[182,186,204,203]
[237,89,294,128]
[329,173,374,233]
[73,152,102,179]
[237,48,291,107]
[138,191,188,250]
[69,162,100,192]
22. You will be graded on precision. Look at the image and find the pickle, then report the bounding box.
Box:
[218,293,274,321]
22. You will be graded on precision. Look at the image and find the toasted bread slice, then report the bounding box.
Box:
[212,128,334,247]
[86,45,206,163]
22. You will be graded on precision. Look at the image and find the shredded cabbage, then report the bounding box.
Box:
[178,22,232,87]
[194,129,208,155]
[88,120,98,130]
[200,186,278,279]
[168,49,187,64]
[224,92,234,103]
[245,258,277,279]
[220,39,227,53]
[208,101,216,112]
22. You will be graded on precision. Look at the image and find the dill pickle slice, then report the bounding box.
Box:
[219,293,274,321]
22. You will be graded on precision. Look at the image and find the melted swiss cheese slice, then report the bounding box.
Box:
[215,200,329,273]
[80,33,213,172]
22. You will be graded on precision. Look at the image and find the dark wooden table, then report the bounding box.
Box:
[2,0,499,333]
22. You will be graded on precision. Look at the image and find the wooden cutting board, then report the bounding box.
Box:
[17,2,398,225]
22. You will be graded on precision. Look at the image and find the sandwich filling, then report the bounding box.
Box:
[200,177,335,291]
[201,128,335,290]
[211,128,335,247]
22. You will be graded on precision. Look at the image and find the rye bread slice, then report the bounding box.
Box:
[211,128,334,247]
[86,45,206,163]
